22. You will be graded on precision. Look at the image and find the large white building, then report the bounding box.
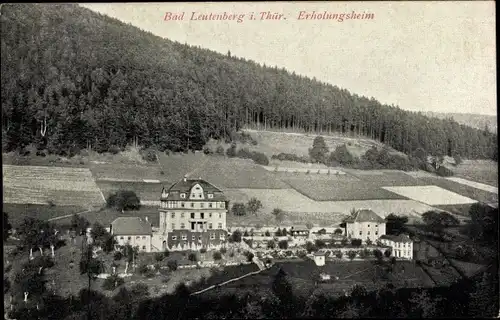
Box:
[343,209,386,243]
[379,234,414,259]
[110,217,152,252]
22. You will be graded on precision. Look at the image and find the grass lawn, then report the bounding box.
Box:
[4,204,86,228]
[97,181,166,202]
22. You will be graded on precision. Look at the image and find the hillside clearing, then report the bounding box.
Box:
[382,186,477,206]
[445,177,498,194]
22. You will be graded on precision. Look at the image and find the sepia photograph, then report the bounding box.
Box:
[1,1,498,319]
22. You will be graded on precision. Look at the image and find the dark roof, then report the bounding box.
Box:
[161,177,226,201]
[111,217,152,236]
[343,209,385,223]
[379,234,412,243]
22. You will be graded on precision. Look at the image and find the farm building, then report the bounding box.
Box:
[379,234,413,259]
[343,209,386,243]
[110,217,153,252]
[289,225,310,237]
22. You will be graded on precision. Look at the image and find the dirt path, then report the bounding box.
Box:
[47,209,93,222]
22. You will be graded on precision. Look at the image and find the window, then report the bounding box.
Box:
[209,213,212,218]
[136,236,140,239]
[191,212,195,219]
[181,202,185,208]
[181,212,185,218]
[209,203,213,208]
[172,223,176,230]
[142,236,146,239]
[375,231,378,235]
[127,236,131,240]
[367,231,370,235]
[201,203,204,208]
[219,213,222,219]
[191,203,194,208]
[199,236,202,241]
[180,223,185,229]
[195,186,200,190]
[368,224,370,228]
[359,231,362,236]
[192,235,196,240]
[120,236,124,240]
[142,246,146,250]
[218,223,222,229]
[208,194,213,199]
[182,234,187,240]
[219,234,225,240]
[172,236,177,240]
[180,193,186,198]
[221,202,225,208]
[171,212,175,218]
[209,223,213,229]
[200,212,205,219]
[210,233,215,240]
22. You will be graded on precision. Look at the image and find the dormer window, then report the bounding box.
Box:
[208,194,213,199]
[180,193,186,199]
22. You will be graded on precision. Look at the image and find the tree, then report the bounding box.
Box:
[422,211,459,238]
[212,251,222,260]
[271,268,295,317]
[267,240,276,249]
[373,249,383,261]
[329,144,355,166]
[275,228,282,237]
[188,252,197,262]
[71,214,90,236]
[246,198,263,216]
[278,240,288,250]
[408,290,439,318]
[230,230,242,243]
[468,272,498,317]
[351,239,362,247]
[167,260,178,271]
[271,208,285,223]
[154,253,164,262]
[347,250,357,261]
[90,222,115,252]
[384,249,392,258]
[468,203,498,246]
[335,251,343,259]
[314,239,326,249]
[106,190,141,211]
[334,228,343,235]
[306,222,314,230]
[309,136,329,163]
[231,203,247,216]
[282,228,288,236]
[385,214,409,235]
[4,212,12,240]
[264,230,271,237]
[306,241,317,253]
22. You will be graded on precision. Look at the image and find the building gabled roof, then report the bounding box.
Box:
[161,177,226,201]
[343,209,385,224]
[111,217,152,236]
[379,234,412,243]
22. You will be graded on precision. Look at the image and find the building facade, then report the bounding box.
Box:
[344,209,386,243]
[379,234,413,259]
[110,217,152,252]
[159,177,228,250]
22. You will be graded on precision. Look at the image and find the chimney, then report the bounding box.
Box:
[183,175,187,182]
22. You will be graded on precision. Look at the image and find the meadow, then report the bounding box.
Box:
[452,160,498,187]
[53,207,161,228]
[96,181,165,202]
[418,177,498,204]
[3,204,86,228]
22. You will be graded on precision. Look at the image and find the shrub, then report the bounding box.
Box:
[102,274,124,291]
[200,248,207,254]
[384,249,392,258]
[351,239,362,247]
[230,230,242,243]
[188,253,197,262]
[226,143,237,157]
[366,239,373,246]
[106,190,141,211]
[278,240,288,249]
[347,250,357,261]
[334,228,343,235]
[212,251,222,260]
[264,230,271,237]
[141,149,157,162]
[267,240,276,249]
[220,247,227,254]
[436,165,454,177]
[373,249,383,260]
[231,203,247,216]
[167,260,178,271]
[131,283,149,297]
[335,251,343,259]
[154,253,164,262]
[251,151,269,165]
[113,251,123,261]
[163,249,170,258]
[236,148,253,159]
[245,251,254,262]
[203,146,213,155]
[315,239,326,249]
[306,241,317,253]
[216,145,225,155]
[108,145,121,155]
[138,264,149,275]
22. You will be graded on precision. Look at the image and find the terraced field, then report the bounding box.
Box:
[3,165,105,207]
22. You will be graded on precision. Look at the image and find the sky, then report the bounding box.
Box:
[81,2,496,116]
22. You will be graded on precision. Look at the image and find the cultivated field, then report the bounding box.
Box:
[382,186,478,206]
[90,163,165,182]
[224,188,437,218]
[418,177,498,204]
[282,178,408,201]
[3,165,105,207]
[445,177,498,194]
[52,207,161,228]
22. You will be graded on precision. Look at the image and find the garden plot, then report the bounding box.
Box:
[382,185,477,206]
[445,177,498,194]
[3,165,105,206]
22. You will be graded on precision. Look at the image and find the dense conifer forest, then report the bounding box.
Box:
[1,3,497,160]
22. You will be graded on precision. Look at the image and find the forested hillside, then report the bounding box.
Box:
[1,4,497,160]
[423,111,497,133]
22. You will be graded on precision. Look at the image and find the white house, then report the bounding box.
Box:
[110,217,153,252]
[379,234,413,259]
[313,252,326,266]
[343,209,386,243]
